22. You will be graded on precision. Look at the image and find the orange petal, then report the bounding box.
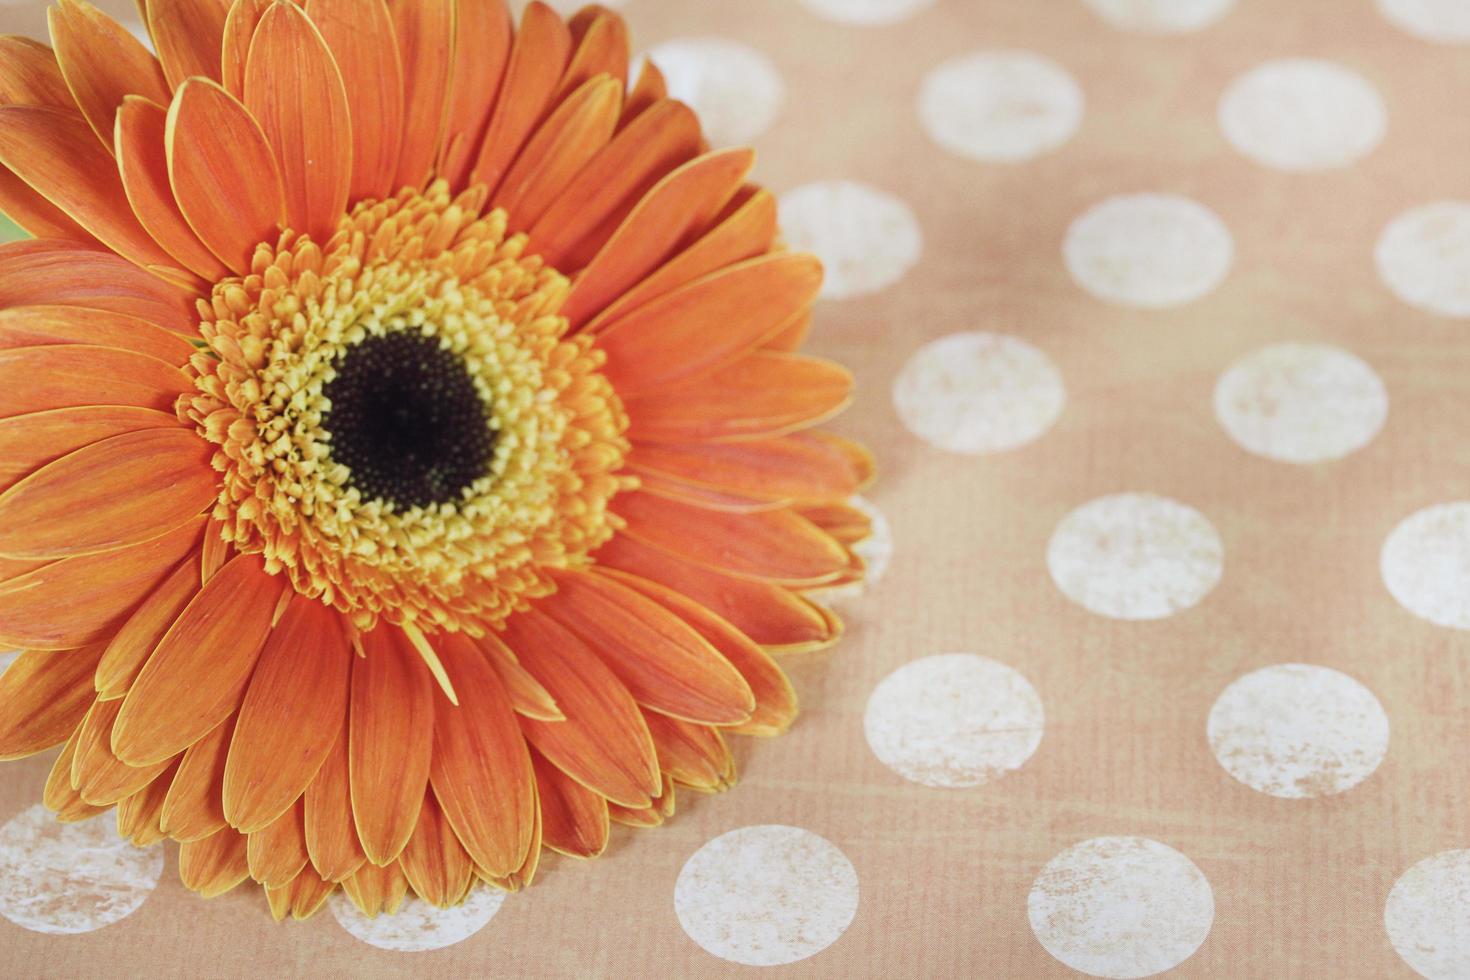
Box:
[0,516,203,650]
[161,711,235,841]
[243,1,352,244]
[625,433,862,504]
[72,696,175,805]
[613,490,850,587]
[583,187,778,333]
[148,0,229,89]
[558,7,629,100]
[201,516,230,584]
[628,471,784,513]
[389,0,454,191]
[0,344,191,419]
[542,569,754,725]
[559,147,752,326]
[265,866,335,921]
[527,99,701,272]
[0,166,94,240]
[224,597,351,833]
[602,569,798,736]
[530,745,607,859]
[0,644,105,760]
[219,0,269,98]
[797,499,875,545]
[0,304,197,362]
[625,351,852,443]
[763,309,811,352]
[595,253,821,397]
[179,828,251,898]
[341,860,408,918]
[45,729,110,822]
[350,624,434,866]
[0,404,177,492]
[593,533,836,649]
[503,607,659,809]
[619,57,665,127]
[167,78,287,274]
[473,630,563,721]
[113,552,285,765]
[477,782,541,892]
[115,96,230,281]
[304,718,366,882]
[0,239,197,331]
[609,775,673,827]
[438,0,512,187]
[0,36,76,108]
[116,762,179,846]
[49,0,171,149]
[429,632,535,879]
[0,427,214,560]
[640,710,732,791]
[94,555,199,701]
[493,75,621,233]
[0,105,182,275]
[248,798,310,886]
[469,0,571,196]
[400,792,474,908]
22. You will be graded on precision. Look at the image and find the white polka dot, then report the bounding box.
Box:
[643,39,783,146]
[1219,59,1386,171]
[1048,493,1224,621]
[798,0,933,25]
[1207,664,1390,799]
[1065,194,1234,309]
[1382,502,1470,630]
[0,805,163,935]
[1378,0,1470,42]
[675,825,859,966]
[918,50,1084,163]
[1029,837,1215,979]
[1214,342,1388,463]
[1386,850,1470,979]
[1376,202,1470,318]
[328,889,506,952]
[893,332,1065,455]
[1083,0,1235,33]
[816,496,893,605]
[779,181,922,300]
[865,654,1044,788]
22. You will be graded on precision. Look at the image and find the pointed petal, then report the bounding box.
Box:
[179,828,251,898]
[559,148,751,325]
[619,58,665,126]
[0,106,183,274]
[341,860,408,918]
[400,792,473,907]
[469,0,571,196]
[265,866,335,921]
[243,1,352,244]
[526,99,701,272]
[116,96,230,280]
[439,0,512,186]
[530,745,607,859]
[641,710,733,791]
[390,0,454,190]
[161,711,235,841]
[248,798,310,886]
[73,696,175,804]
[95,555,198,701]
[0,239,197,331]
[350,624,434,866]
[429,632,535,879]
[0,405,177,492]
[0,644,106,760]
[0,305,197,362]
[502,607,659,809]
[148,0,230,89]
[223,598,351,833]
[0,427,214,560]
[477,783,541,892]
[593,533,836,650]
[558,7,629,100]
[116,762,179,846]
[304,718,366,882]
[625,433,863,504]
[0,37,76,108]
[305,0,403,202]
[50,0,171,149]
[595,253,821,397]
[542,569,754,725]
[167,78,287,274]
[113,553,284,765]
[473,630,563,721]
[0,166,95,241]
[0,516,203,650]
[0,344,191,419]
[613,491,849,586]
[609,775,673,827]
[219,0,269,98]
[45,729,110,822]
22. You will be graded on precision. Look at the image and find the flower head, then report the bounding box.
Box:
[0,0,871,920]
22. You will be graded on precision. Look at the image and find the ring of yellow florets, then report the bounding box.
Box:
[182,182,633,634]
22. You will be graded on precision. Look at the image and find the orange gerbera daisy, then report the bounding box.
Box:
[0,0,873,920]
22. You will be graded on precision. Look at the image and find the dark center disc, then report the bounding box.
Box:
[320,331,496,510]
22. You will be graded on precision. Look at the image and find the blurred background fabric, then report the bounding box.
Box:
[3,0,1470,976]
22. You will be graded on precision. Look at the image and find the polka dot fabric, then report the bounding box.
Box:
[1,0,1468,976]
